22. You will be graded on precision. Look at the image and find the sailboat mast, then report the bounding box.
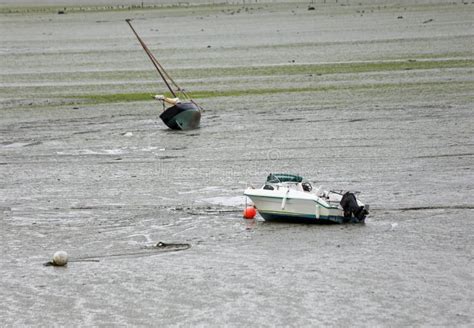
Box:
[125,19,177,98]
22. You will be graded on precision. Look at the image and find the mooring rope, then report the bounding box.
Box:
[43,242,191,266]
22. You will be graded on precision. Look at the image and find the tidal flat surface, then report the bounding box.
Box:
[1,1,473,326]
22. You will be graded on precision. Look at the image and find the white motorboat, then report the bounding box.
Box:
[244,173,369,223]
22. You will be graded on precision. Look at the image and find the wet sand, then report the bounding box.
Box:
[1,1,473,326]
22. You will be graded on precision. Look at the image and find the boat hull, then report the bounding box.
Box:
[258,212,342,224]
[159,102,201,130]
[244,188,348,224]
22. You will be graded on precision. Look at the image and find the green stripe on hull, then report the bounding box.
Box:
[170,110,201,130]
[259,210,344,224]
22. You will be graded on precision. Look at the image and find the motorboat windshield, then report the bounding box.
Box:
[266,173,303,184]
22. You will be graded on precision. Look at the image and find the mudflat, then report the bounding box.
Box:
[1,1,473,326]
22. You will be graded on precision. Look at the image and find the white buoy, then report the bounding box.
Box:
[52,251,68,266]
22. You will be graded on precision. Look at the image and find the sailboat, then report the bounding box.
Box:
[126,19,201,130]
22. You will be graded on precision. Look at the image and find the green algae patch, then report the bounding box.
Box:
[185,59,474,79]
[67,58,471,81]
[75,88,334,105]
[75,80,473,105]
[4,59,472,85]
[79,93,155,103]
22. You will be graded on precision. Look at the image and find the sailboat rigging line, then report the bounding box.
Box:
[148,47,188,99]
[149,51,185,95]
[125,19,177,98]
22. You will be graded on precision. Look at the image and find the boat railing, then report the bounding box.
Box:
[329,190,361,195]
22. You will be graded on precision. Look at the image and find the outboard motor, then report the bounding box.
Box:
[340,192,368,223]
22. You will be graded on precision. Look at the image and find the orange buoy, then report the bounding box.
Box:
[243,206,257,219]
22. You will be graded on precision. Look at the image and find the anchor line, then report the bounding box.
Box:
[126,19,191,101]
[65,243,191,262]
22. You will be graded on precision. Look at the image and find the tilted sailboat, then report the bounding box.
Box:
[126,19,201,130]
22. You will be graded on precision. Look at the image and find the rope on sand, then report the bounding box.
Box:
[43,242,191,266]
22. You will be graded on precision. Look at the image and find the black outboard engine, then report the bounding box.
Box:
[340,192,368,223]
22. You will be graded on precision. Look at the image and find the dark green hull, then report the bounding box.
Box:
[259,211,346,224]
[159,102,201,130]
